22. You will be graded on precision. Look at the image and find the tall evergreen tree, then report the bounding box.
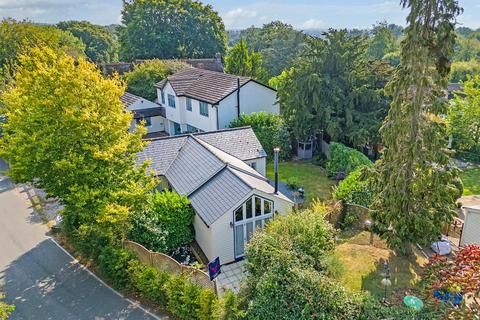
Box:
[371,0,463,253]
[224,38,267,83]
[278,30,391,146]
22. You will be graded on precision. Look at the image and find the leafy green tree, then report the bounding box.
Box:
[371,0,463,253]
[245,21,306,77]
[0,19,84,74]
[367,22,399,60]
[0,294,15,320]
[448,74,480,154]
[0,47,155,237]
[450,60,480,82]
[124,59,189,100]
[229,112,291,160]
[453,33,480,61]
[119,0,227,60]
[57,20,118,63]
[129,190,195,252]
[278,30,392,146]
[224,38,267,83]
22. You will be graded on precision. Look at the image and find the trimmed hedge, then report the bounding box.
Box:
[98,245,240,319]
[326,142,371,177]
[333,165,373,208]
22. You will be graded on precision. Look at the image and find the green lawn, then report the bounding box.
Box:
[266,161,335,205]
[335,231,427,301]
[461,168,480,196]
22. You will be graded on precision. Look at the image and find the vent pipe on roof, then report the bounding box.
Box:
[237,77,241,118]
[274,147,280,194]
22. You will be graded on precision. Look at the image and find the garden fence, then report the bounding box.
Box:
[123,240,215,292]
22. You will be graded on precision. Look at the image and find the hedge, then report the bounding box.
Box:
[98,245,240,319]
[326,142,371,177]
[333,165,373,208]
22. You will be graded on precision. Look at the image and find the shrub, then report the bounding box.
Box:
[0,294,15,320]
[128,261,169,307]
[98,246,136,289]
[197,289,218,320]
[326,142,371,177]
[246,265,364,320]
[333,165,373,207]
[165,275,204,319]
[245,201,337,279]
[129,190,195,253]
[214,290,245,320]
[229,112,291,160]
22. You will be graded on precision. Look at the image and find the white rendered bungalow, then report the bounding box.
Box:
[137,127,293,264]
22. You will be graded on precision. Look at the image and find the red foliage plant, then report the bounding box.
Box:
[424,245,480,294]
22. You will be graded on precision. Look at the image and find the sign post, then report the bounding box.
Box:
[208,257,221,281]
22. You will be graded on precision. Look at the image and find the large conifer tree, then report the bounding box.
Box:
[371,0,463,252]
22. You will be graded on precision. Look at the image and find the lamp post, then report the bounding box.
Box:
[381,260,392,303]
[273,147,280,194]
[364,219,373,245]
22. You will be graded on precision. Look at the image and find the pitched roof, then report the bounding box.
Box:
[155,68,259,105]
[137,129,291,226]
[139,127,267,171]
[120,92,142,107]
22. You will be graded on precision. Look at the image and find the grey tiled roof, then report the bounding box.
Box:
[166,138,225,195]
[155,68,252,104]
[141,128,266,173]
[136,128,291,226]
[120,92,142,107]
[195,127,268,160]
[189,168,251,226]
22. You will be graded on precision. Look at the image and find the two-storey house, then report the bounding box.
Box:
[155,68,279,135]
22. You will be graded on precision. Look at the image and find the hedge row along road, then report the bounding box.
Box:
[0,159,165,320]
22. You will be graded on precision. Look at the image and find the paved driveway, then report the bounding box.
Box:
[0,161,165,320]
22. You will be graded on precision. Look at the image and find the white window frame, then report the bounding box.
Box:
[186,97,192,111]
[167,94,176,108]
[199,101,209,117]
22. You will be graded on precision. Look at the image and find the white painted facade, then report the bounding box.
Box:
[244,158,266,177]
[158,80,279,135]
[127,98,166,134]
[194,189,292,265]
[460,205,480,246]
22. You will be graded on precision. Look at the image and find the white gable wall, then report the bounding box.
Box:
[244,158,267,176]
[202,189,292,265]
[217,81,279,129]
[127,99,166,134]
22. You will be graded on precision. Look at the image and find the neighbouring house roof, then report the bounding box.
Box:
[184,58,224,73]
[120,92,143,107]
[132,107,166,119]
[155,68,274,105]
[121,92,166,118]
[137,127,290,226]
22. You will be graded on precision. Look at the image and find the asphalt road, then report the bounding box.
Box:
[0,160,165,320]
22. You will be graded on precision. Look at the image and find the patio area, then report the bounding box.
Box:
[215,260,246,295]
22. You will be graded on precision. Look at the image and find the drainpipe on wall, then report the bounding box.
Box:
[214,105,219,130]
[274,147,280,194]
[237,77,241,118]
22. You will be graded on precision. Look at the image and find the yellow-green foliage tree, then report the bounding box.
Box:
[0,19,85,73]
[0,47,155,249]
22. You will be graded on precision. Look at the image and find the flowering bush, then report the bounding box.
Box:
[424,244,480,295]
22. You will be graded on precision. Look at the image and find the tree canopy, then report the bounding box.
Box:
[244,21,306,78]
[278,30,392,146]
[366,22,401,66]
[124,59,189,101]
[0,47,154,238]
[0,19,85,74]
[119,0,227,61]
[370,0,463,252]
[57,20,118,63]
[448,74,480,155]
[224,37,268,83]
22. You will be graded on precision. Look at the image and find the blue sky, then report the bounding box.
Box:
[1,0,479,29]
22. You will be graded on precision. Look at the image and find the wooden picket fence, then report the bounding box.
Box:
[123,240,215,291]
